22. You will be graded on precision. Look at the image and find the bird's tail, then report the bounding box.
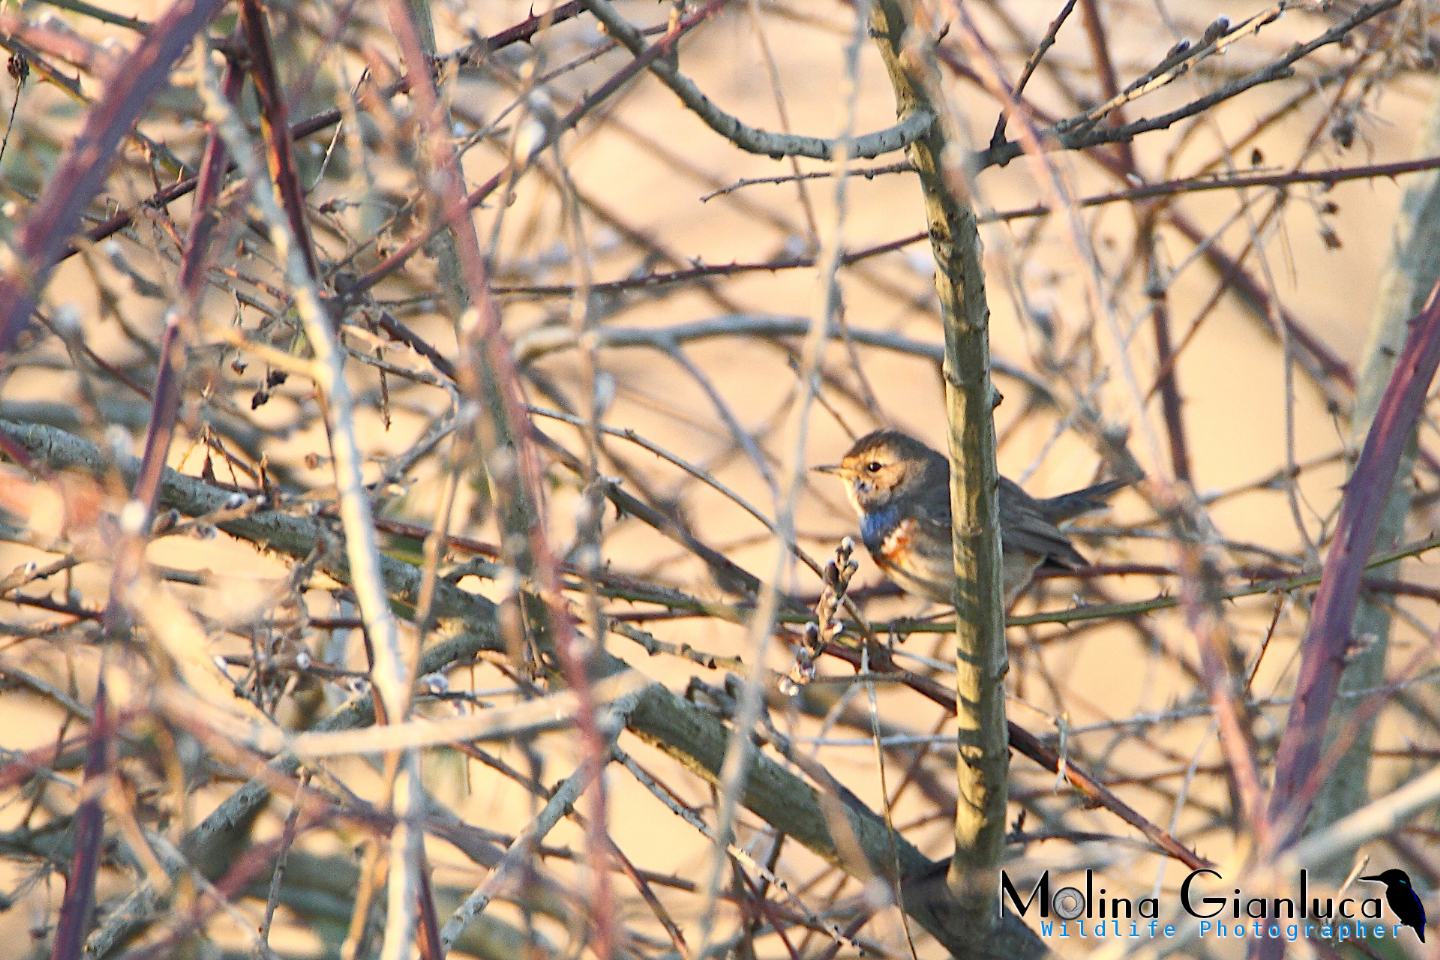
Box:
[1038,478,1132,522]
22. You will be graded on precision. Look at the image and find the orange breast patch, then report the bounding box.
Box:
[877,517,917,568]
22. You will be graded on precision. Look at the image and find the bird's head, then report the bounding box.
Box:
[815,429,945,515]
[1361,869,1413,888]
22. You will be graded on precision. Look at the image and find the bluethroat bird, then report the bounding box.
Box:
[816,429,1127,605]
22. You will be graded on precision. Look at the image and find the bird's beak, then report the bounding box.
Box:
[812,463,842,475]
[1359,875,1382,883]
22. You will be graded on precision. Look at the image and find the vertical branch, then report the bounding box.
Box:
[104,37,244,630]
[1145,237,1193,484]
[241,4,430,951]
[1263,280,1440,859]
[49,677,109,960]
[380,2,619,954]
[1074,0,1134,173]
[192,39,422,960]
[870,0,1008,949]
[691,6,876,954]
[1308,74,1440,871]
[239,0,321,283]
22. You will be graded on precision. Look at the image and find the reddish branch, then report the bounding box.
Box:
[240,0,322,283]
[0,0,228,355]
[48,678,109,960]
[104,37,244,629]
[1265,280,1440,851]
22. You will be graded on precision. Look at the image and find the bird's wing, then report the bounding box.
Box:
[999,477,1090,569]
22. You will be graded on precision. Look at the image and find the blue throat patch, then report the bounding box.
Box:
[859,503,901,552]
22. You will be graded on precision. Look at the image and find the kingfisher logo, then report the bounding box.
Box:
[1357,870,1426,943]
[999,868,1427,944]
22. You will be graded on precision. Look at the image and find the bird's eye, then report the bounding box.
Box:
[866,461,882,473]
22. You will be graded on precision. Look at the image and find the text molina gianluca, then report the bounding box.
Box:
[1001,869,1387,923]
